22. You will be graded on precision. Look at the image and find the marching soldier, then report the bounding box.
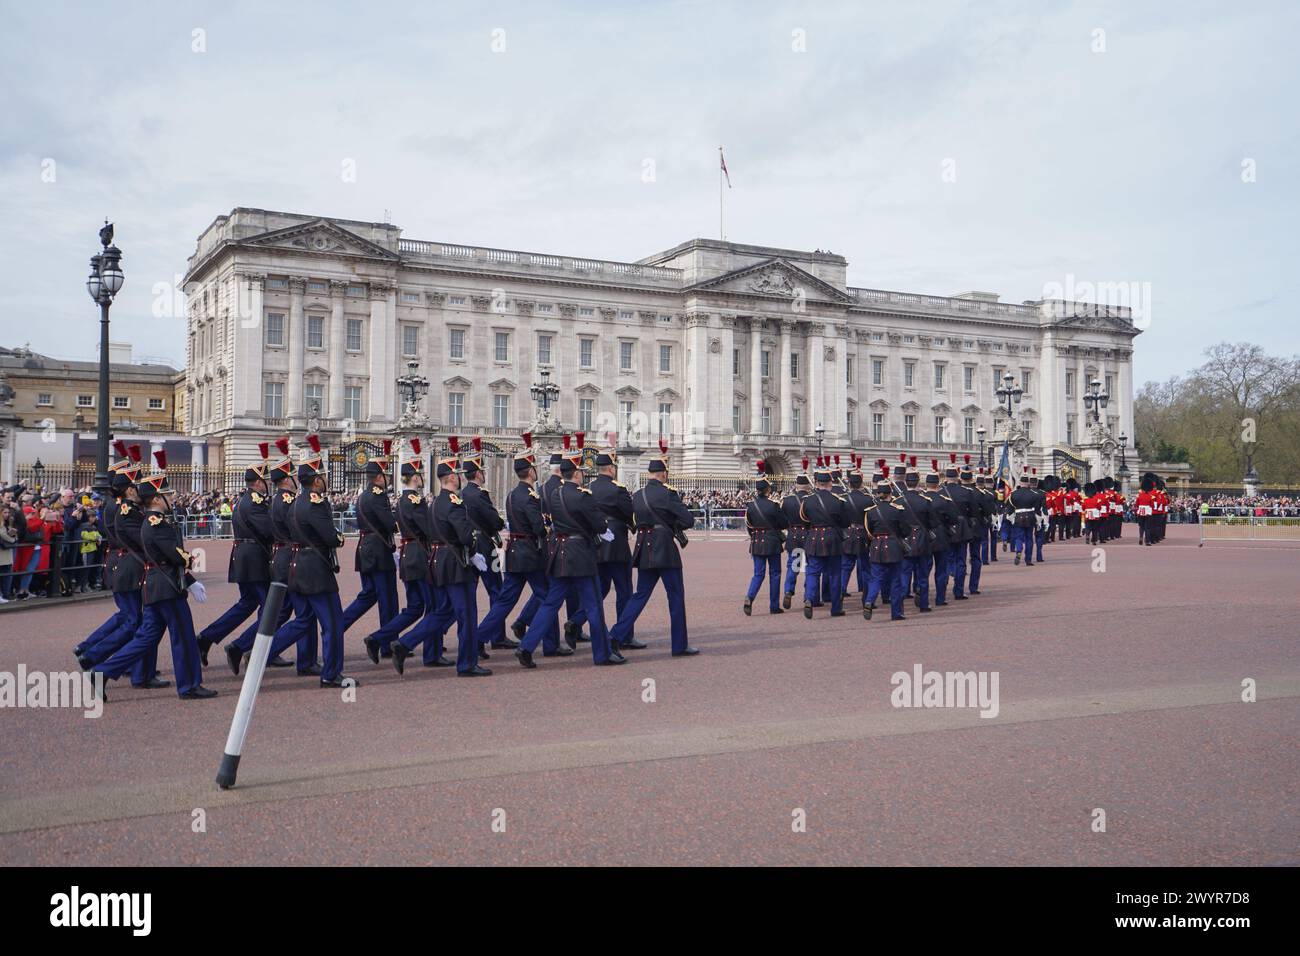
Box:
[780,460,812,609]
[515,443,621,668]
[924,460,955,606]
[937,454,971,602]
[341,440,399,651]
[960,460,986,592]
[389,440,456,672]
[863,476,908,621]
[288,434,355,688]
[588,439,642,648]
[258,437,319,676]
[1135,472,1156,545]
[75,444,163,687]
[91,450,214,701]
[198,443,291,671]
[538,435,585,647]
[800,460,849,619]
[429,447,491,676]
[901,457,936,613]
[609,440,697,657]
[460,436,510,649]
[744,460,788,615]
[475,433,561,656]
[839,456,871,597]
[1008,473,1042,565]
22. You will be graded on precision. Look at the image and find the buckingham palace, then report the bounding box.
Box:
[182,207,1140,483]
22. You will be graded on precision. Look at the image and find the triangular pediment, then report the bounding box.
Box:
[443,375,473,388]
[575,382,602,395]
[488,378,516,391]
[654,387,680,400]
[1051,307,1138,335]
[687,258,852,303]
[615,385,641,398]
[242,219,400,261]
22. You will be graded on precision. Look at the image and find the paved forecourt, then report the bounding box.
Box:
[0,525,1296,865]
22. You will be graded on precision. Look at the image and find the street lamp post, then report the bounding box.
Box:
[86,222,124,499]
[976,425,987,468]
[1082,377,1109,425]
[530,367,560,424]
[395,360,429,416]
[814,422,825,464]
[32,457,45,496]
[1117,431,1130,491]
[995,371,1023,420]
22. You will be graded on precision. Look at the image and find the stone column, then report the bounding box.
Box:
[238,273,264,416]
[685,312,710,442]
[779,320,794,435]
[1039,331,1060,448]
[368,284,392,424]
[808,322,825,437]
[826,324,845,440]
[327,281,346,420]
[749,317,763,435]
[286,277,305,418]
[1117,351,1133,445]
[718,316,736,437]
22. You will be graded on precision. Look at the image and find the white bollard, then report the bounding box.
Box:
[215,582,287,789]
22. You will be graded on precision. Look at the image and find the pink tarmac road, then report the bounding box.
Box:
[0,525,1296,865]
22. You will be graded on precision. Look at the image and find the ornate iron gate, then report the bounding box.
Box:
[330,439,384,493]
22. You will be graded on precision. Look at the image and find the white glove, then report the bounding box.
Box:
[600,529,615,542]
[189,580,208,604]
[471,553,488,572]
[393,550,401,570]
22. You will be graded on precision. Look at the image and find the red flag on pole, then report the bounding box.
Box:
[719,147,732,188]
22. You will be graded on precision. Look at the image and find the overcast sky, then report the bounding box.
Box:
[2,0,1295,386]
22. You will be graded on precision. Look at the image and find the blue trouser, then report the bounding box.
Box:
[16,545,42,592]
[95,596,202,696]
[610,566,689,654]
[966,540,983,591]
[478,570,547,646]
[1034,526,1045,562]
[398,582,455,665]
[1011,525,1034,565]
[200,581,263,644]
[266,591,320,671]
[523,575,612,663]
[597,561,634,640]
[443,581,479,673]
[371,577,434,645]
[909,553,932,610]
[933,546,951,604]
[81,591,141,659]
[979,527,991,563]
[782,549,802,596]
[229,588,291,654]
[804,554,843,614]
[301,591,344,682]
[840,552,868,596]
[78,592,132,653]
[341,569,398,643]
[867,561,906,619]
[948,543,968,597]
[746,553,781,611]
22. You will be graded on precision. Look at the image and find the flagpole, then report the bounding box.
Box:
[718,145,725,240]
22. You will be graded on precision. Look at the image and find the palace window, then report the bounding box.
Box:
[449,328,466,360]
[619,341,634,371]
[264,381,284,419]
[846,409,854,437]
[846,357,854,385]
[790,352,800,380]
[346,319,363,351]
[1021,370,1033,395]
[113,396,130,409]
[934,416,946,443]
[872,413,884,441]
[580,338,595,369]
[1065,370,1075,398]
[963,366,974,391]
[307,315,324,349]
[904,414,915,443]
[579,399,594,432]
[658,402,672,437]
[872,359,884,386]
[761,406,772,435]
[265,313,285,347]
[732,406,741,434]
[933,362,946,390]
[761,350,771,377]
[537,334,553,366]
[148,397,165,410]
[447,392,465,427]
[495,331,510,362]
[304,383,324,412]
[37,393,52,406]
[792,407,802,434]
[493,395,509,428]
[344,386,362,421]
[904,361,916,388]
[402,325,420,357]
[77,394,94,408]
[308,280,327,293]
[401,291,420,303]
[733,349,740,376]
[659,344,672,373]
[964,417,975,444]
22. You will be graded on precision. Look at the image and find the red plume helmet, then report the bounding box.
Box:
[931,458,939,472]
[834,454,841,467]
[949,452,957,464]
[154,449,167,471]
[410,438,421,455]
[449,436,460,454]
[521,432,533,449]
[472,436,482,453]
[562,434,571,451]
[963,454,971,464]
[575,432,585,450]
[382,439,392,456]
[658,438,668,457]
[112,439,128,459]
[128,444,143,463]
[801,457,809,471]
[909,455,917,468]
[876,458,886,470]
[757,460,766,476]
[307,434,321,454]
[275,436,290,457]
[899,453,906,463]
[258,441,270,460]
[1032,467,1037,475]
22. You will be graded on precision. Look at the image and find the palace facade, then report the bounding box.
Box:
[183,208,1139,483]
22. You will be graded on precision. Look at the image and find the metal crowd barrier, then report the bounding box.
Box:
[1199,515,1300,545]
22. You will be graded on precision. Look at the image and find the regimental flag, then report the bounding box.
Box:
[993,442,1014,498]
[719,147,732,188]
